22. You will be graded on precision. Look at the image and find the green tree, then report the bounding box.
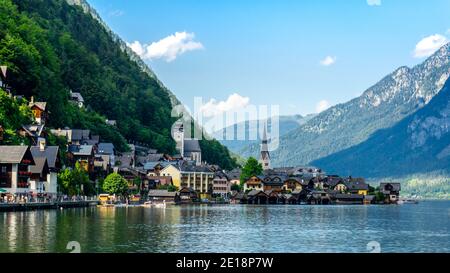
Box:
[57,162,90,195]
[231,184,241,192]
[240,157,263,186]
[103,173,129,196]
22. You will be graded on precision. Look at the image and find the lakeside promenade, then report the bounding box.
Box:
[0,199,99,212]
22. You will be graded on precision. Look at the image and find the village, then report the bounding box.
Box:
[0,80,404,210]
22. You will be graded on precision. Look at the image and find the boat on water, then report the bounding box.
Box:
[398,199,419,204]
[141,200,167,208]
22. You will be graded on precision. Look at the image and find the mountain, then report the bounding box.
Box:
[0,0,237,169]
[213,114,315,154]
[312,77,450,178]
[240,43,450,167]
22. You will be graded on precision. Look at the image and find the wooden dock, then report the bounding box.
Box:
[0,200,99,212]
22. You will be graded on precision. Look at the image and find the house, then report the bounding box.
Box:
[29,98,48,125]
[231,192,247,204]
[158,163,181,189]
[105,119,117,127]
[69,91,84,108]
[50,129,91,145]
[265,190,285,204]
[247,190,268,204]
[183,139,202,165]
[380,183,401,204]
[146,176,173,190]
[307,190,331,204]
[262,175,286,192]
[0,146,35,194]
[95,143,115,171]
[283,177,304,192]
[67,144,95,173]
[243,175,264,191]
[147,190,180,204]
[179,164,214,199]
[18,124,46,145]
[179,187,198,203]
[291,166,325,178]
[226,168,241,185]
[29,156,49,196]
[212,171,230,197]
[144,161,171,176]
[345,178,369,195]
[30,140,60,197]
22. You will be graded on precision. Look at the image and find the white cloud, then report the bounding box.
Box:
[316,100,331,113]
[413,34,449,58]
[127,32,204,62]
[367,0,381,6]
[320,56,336,66]
[199,93,250,118]
[109,10,124,17]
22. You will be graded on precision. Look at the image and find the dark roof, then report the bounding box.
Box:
[21,124,45,137]
[380,183,401,192]
[0,146,31,163]
[262,175,287,186]
[214,171,228,180]
[97,143,115,155]
[148,190,177,197]
[30,146,59,168]
[226,168,241,180]
[30,157,48,174]
[233,192,246,200]
[179,164,213,173]
[70,92,84,102]
[70,129,90,141]
[184,139,201,153]
[346,180,369,191]
[70,145,93,156]
[143,161,172,170]
[247,190,266,197]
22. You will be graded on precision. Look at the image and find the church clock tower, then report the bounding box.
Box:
[260,124,271,170]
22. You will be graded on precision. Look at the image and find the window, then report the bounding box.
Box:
[1,166,6,173]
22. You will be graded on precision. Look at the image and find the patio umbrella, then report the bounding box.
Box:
[0,188,7,193]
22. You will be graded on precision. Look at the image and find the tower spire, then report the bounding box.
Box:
[260,122,271,170]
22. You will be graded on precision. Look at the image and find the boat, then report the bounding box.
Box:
[141,200,166,208]
[398,198,419,205]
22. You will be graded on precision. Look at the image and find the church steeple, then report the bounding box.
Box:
[260,123,271,170]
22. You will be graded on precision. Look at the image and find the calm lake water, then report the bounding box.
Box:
[0,201,449,253]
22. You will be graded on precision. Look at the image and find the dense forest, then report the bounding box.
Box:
[0,0,237,169]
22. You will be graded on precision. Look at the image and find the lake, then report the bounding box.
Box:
[0,201,449,253]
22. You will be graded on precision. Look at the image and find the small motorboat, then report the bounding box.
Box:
[398,199,419,205]
[141,200,166,208]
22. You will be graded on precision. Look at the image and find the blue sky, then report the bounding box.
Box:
[88,0,450,117]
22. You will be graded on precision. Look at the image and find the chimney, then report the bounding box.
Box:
[39,138,46,151]
[30,96,34,104]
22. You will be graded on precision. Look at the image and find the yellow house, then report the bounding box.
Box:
[159,164,181,189]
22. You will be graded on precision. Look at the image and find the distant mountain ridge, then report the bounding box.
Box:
[239,43,450,167]
[312,77,450,178]
[213,114,315,153]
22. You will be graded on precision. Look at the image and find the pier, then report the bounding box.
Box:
[0,200,99,212]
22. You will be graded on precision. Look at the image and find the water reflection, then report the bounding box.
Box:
[0,201,449,253]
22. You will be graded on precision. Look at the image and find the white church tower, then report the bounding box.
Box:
[260,124,271,170]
